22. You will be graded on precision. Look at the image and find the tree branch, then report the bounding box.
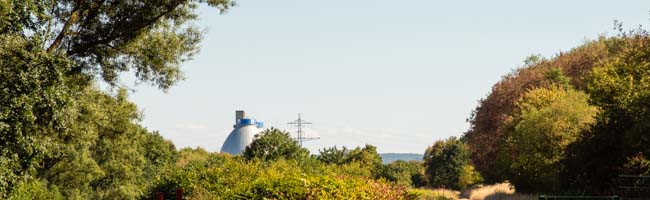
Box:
[67,3,180,57]
[47,3,81,54]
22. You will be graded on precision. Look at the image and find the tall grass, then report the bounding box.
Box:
[465,183,536,200]
[409,188,459,200]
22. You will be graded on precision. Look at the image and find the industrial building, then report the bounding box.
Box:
[220,110,264,154]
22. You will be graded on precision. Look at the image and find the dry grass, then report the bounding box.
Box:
[464,183,536,200]
[410,183,537,200]
[410,188,460,200]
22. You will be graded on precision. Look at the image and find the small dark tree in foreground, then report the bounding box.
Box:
[423,137,473,190]
[317,146,348,165]
[243,128,309,161]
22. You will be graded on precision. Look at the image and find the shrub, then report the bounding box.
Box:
[458,164,483,189]
[243,128,310,161]
[7,178,64,200]
[150,147,412,199]
[463,38,616,183]
[496,85,597,192]
[423,137,471,190]
[377,160,425,187]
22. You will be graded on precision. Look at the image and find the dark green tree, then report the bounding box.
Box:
[243,128,309,161]
[566,29,650,192]
[0,34,76,196]
[423,137,469,190]
[2,0,234,90]
[317,145,383,168]
[317,146,348,165]
[344,145,383,173]
[0,0,231,197]
[376,160,424,187]
[316,145,383,177]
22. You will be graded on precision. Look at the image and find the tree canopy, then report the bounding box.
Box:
[243,128,310,161]
[464,26,650,194]
[0,0,230,197]
[423,137,473,190]
[496,84,598,193]
[2,0,234,90]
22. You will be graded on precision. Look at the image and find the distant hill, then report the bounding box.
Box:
[380,153,423,164]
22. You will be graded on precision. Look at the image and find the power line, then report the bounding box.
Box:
[287,113,319,146]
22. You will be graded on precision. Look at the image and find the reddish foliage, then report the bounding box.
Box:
[463,39,614,182]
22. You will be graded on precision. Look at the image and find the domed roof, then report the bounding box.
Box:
[220,110,264,155]
[220,123,260,154]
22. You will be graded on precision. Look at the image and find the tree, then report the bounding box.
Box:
[0,0,231,197]
[423,137,470,190]
[457,164,482,190]
[243,128,310,161]
[316,145,383,178]
[343,145,383,170]
[376,160,425,187]
[317,146,348,165]
[566,29,650,192]
[496,85,598,193]
[317,145,383,168]
[0,34,76,196]
[3,0,234,90]
[463,39,614,183]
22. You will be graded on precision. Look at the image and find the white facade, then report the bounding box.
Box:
[220,111,263,155]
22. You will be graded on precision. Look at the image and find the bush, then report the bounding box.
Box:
[7,178,64,200]
[423,137,472,190]
[463,38,616,183]
[458,164,483,189]
[377,160,425,187]
[496,84,597,193]
[150,147,412,199]
[243,128,309,161]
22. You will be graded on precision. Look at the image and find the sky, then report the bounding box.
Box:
[125,0,650,154]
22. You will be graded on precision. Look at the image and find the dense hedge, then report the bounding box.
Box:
[149,148,415,199]
[464,28,650,194]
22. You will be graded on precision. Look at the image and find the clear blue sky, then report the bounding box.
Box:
[126,0,650,153]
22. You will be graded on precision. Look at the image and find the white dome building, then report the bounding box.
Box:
[220,110,264,155]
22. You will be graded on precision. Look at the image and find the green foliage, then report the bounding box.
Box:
[587,32,650,156]
[1,0,233,90]
[496,85,598,193]
[463,37,616,183]
[565,30,650,191]
[0,74,177,198]
[377,160,426,187]
[317,144,384,178]
[243,128,310,161]
[457,164,483,190]
[151,148,412,199]
[0,33,77,197]
[7,178,64,200]
[544,67,571,88]
[523,54,545,67]
[423,137,471,190]
[344,145,384,169]
[464,26,650,193]
[318,146,348,165]
[0,0,228,198]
